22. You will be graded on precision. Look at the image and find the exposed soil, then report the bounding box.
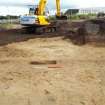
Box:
[0,29,104,105]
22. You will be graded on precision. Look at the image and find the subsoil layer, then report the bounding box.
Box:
[0,29,104,105]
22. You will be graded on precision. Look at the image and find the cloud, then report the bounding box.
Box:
[0,0,105,16]
[0,0,34,5]
[0,6,28,16]
[48,0,105,8]
[0,0,105,8]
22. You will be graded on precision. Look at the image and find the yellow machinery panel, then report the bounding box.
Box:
[38,16,50,25]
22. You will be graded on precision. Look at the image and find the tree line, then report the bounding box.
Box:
[0,15,19,20]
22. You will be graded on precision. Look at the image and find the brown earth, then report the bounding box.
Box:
[0,29,104,105]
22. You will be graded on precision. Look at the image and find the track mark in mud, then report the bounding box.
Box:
[30,60,64,69]
[0,60,10,64]
[30,60,57,65]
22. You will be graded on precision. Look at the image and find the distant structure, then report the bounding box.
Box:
[79,7,105,14]
[65,9,79,15]
[65,7,105,15]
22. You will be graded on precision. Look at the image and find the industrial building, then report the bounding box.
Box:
[79,7,105,14]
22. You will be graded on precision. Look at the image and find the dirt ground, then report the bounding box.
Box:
[0,30,105,105]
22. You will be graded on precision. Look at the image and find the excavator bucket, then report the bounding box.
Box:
[56,15,67,20]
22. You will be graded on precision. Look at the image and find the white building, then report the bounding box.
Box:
[79,7,105,14]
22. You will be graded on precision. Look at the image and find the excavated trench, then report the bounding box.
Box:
[1,19,105,46]
[55,19,105,45]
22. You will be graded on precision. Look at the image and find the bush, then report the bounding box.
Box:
[0,23,14,29]
[0,15,19,20]
[68,15,79,20]
[49,16,56,21]
[78,14,90,19]
[68,14,97,20]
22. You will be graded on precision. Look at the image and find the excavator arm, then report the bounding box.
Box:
[38,0,61,16]
[36,0,67,25]
[56,0,67,19]
[34,0,67,19]
[34,0,49,25]
[38,0,47,15]
[56,0,61,17]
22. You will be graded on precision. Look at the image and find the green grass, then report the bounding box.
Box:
[68,14,97,20]
[0,23,14,30]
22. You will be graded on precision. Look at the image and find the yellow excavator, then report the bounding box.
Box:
[56,0,67,20]
[20,0,67,28]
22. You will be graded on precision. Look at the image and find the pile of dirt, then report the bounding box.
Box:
[2,20,105,45]
[56,19,105,45]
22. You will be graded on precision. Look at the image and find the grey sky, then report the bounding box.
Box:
[0,0,105,15]
[0,0,105,8]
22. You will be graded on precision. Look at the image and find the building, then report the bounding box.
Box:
[79,7,105,14]
[65,9,79,15]
[65,7,105,16]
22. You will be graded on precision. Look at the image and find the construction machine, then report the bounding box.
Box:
[20,0,67,33]
[20,0,49,27]
[56,0,67,20]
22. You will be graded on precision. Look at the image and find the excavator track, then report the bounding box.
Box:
[21,24,57,34]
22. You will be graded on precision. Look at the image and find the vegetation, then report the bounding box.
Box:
[0,23,15,30]
[68,13,97,20]
[48,13,97,21]
[64,9,97,20]
[0,15,19,20]
[97,12,105,18]
[49,16,56,21]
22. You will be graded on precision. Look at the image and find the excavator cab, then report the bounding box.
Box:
[29,7,35,15]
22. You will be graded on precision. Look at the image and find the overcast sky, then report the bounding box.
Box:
[0,0,105,15]
[1,0,105,8]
